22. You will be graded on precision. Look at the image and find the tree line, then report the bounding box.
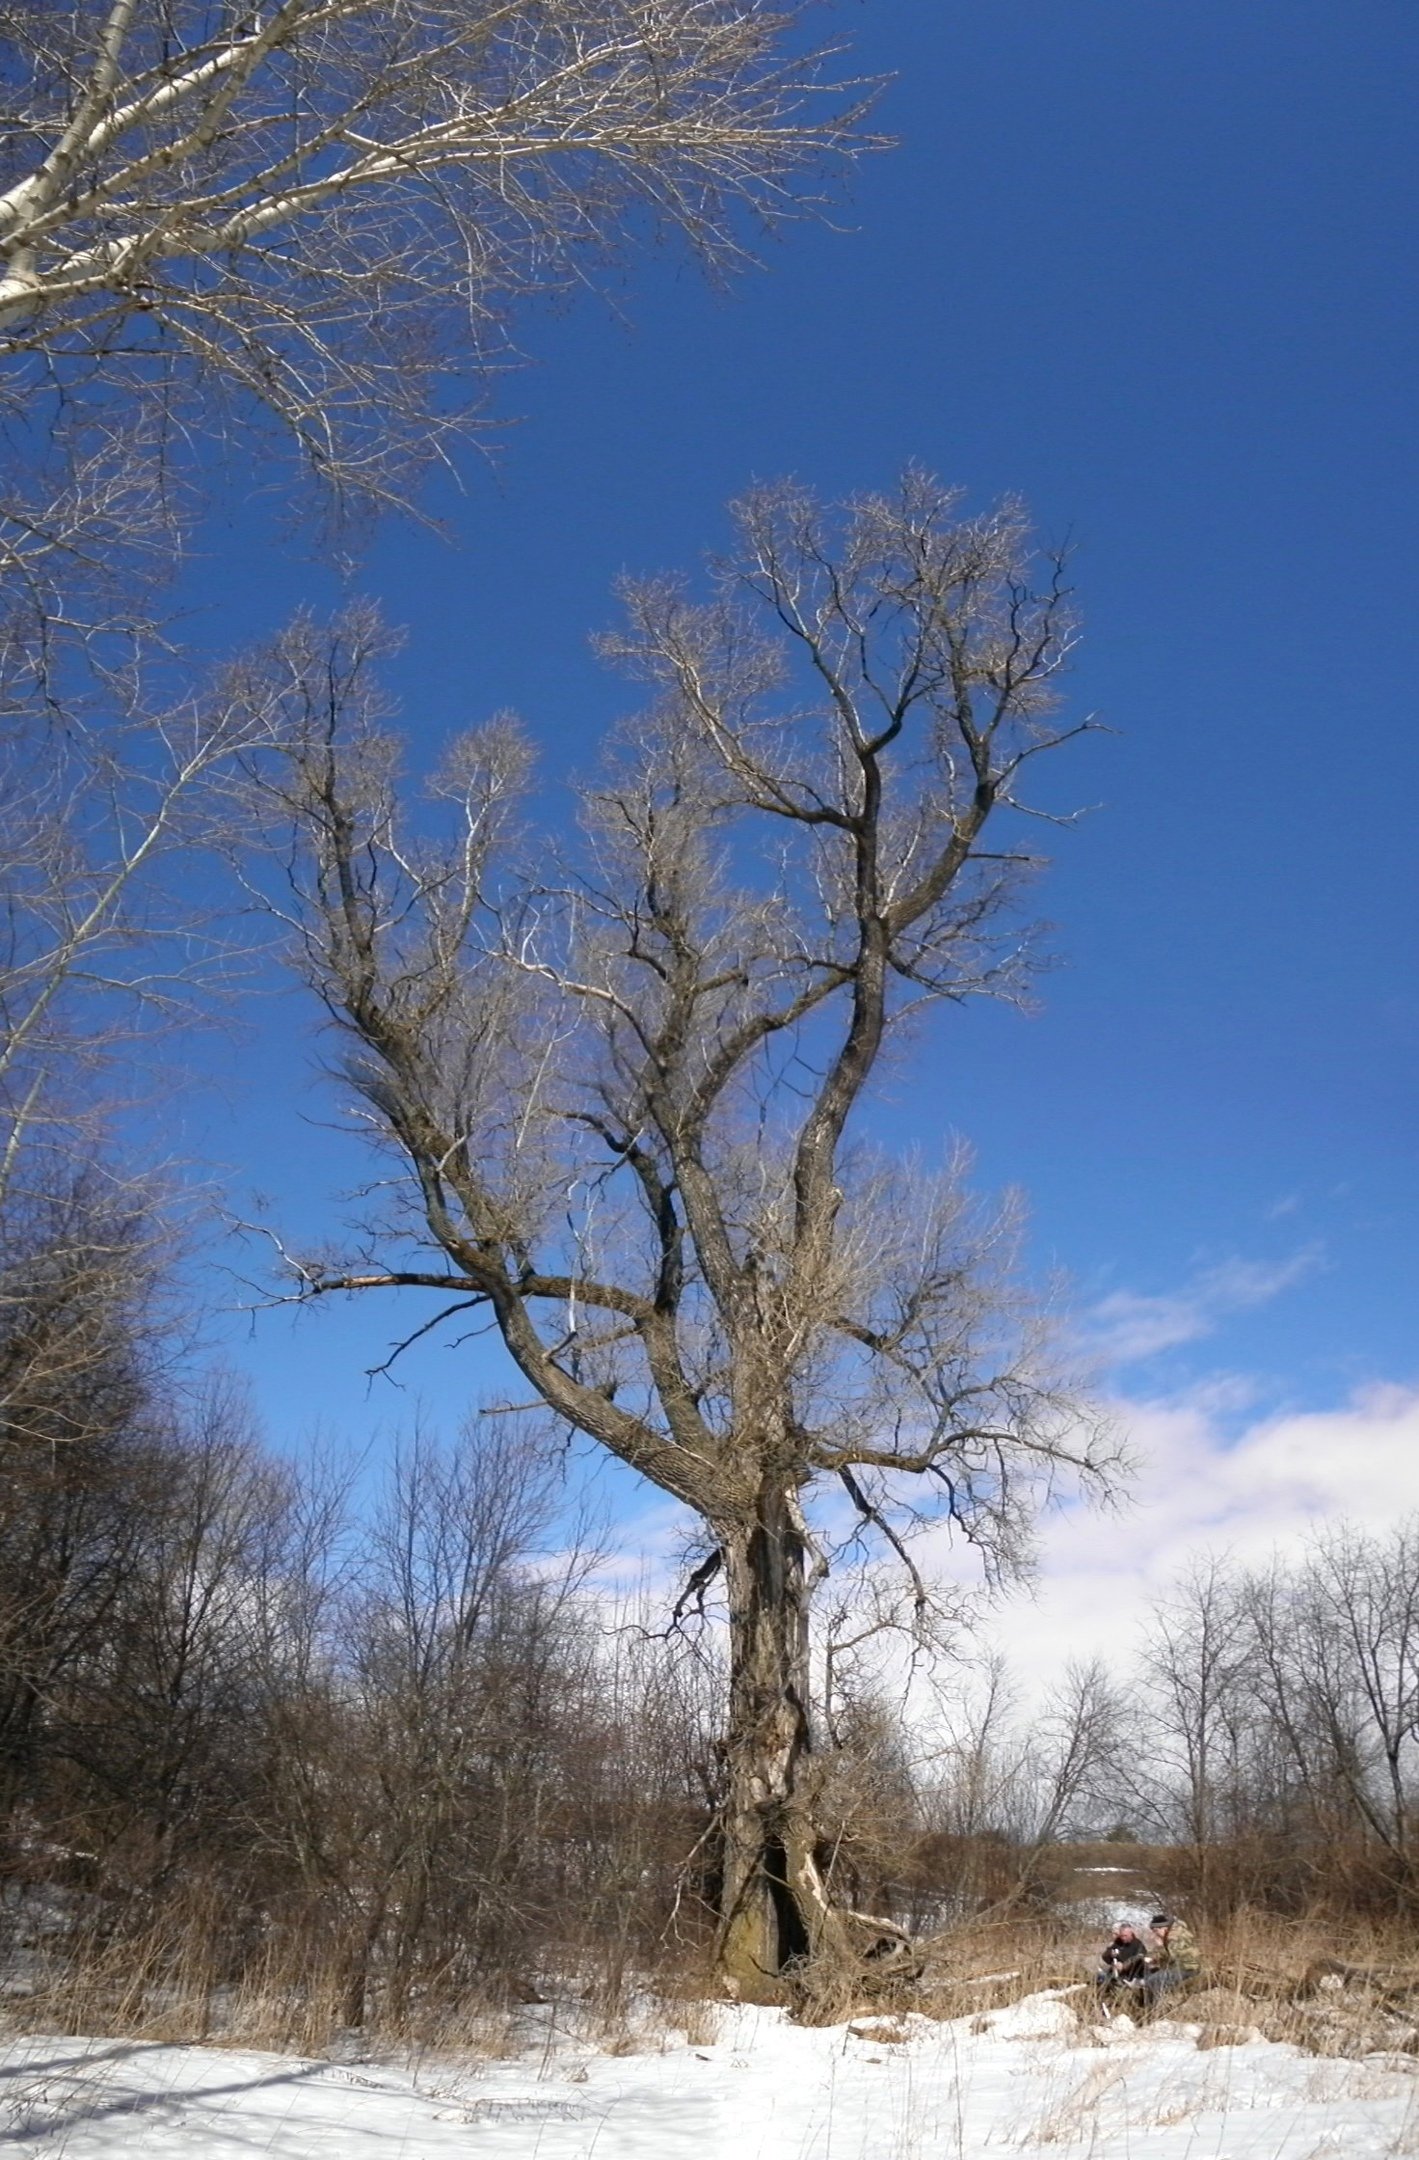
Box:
[0,1225,719,2026]
[4,1188,1417,2042]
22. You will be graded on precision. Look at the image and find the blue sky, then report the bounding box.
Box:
[166,0,1418,1615]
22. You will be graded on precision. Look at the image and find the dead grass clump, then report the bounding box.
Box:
[601,2030,651,2056]
[590,1997,702,2057]
[785,1964,873,2028]
[912,1914,1090,2021]
[779,1913,928,2028]
[789,1968,918,2028]
[1179,1909,1419,2059]
[647,1952,725,2044]
[1262,1998,1419,2061]
[680,2000,723,2047]
[1205,1908,1418,1991]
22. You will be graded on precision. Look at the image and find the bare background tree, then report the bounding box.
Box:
[240,470,1117,1997]
[1,1369,736,2045]
[1130,1557,1254,1906]
[0,661,294,1208]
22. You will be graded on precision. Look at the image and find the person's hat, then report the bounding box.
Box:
[1150,1913,1172,1927]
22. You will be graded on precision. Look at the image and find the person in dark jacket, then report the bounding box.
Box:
[1095,1923,1148,2006]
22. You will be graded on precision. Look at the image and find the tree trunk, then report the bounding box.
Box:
[716,1481,840,2001]
[388,1856,431,2018]
[343,1891,388,2030]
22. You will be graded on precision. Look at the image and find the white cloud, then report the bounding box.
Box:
[1083,1247,1321,1365]
[556,1355,1419,1712]
[987,1380,1419,1685]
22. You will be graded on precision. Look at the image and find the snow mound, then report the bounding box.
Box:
[969,1987,1081,2040]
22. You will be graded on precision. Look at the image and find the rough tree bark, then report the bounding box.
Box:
[243,475,1118,1993]
[716,1480,823,1991]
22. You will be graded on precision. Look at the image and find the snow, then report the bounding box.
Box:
[3,1993,1418,2159]
[1068,1894,1156,1930]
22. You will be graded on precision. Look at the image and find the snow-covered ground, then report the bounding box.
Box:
[2,1993,1417,2158]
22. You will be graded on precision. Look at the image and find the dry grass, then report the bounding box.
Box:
[1023,2060,1128,2145]
[3,1900,617,2062]
[1,1903,733,2072]
[680,2000,724,2047]
[8,1887,1419,2069]
[4,1931,351,2056]
[914,1914,1088,2018]
[902,1906,1419,2062]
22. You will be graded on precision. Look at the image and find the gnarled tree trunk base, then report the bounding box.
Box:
[716,1831,919,2010]
[713,1482,919,2009]
[779,1912,922,2023]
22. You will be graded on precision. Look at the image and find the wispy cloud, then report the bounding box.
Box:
[1083,1247,1322,1366]
[987,1381,1419,1686]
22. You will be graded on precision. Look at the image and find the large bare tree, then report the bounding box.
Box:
[245,470,1115,1994]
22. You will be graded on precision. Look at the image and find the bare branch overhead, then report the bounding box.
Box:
[1,1,868,508]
